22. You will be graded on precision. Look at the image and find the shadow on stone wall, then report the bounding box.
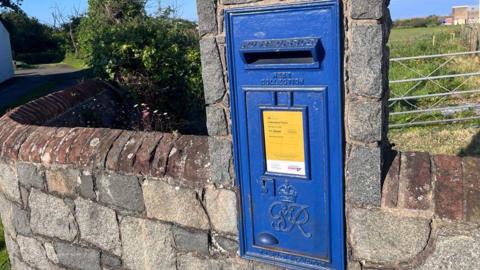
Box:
[381,149,398,187]
[459,130,480,157]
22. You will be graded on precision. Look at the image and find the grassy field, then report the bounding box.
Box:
[388,25,480,156]
[390,25,462,43]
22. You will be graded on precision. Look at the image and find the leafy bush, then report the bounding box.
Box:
[78,0,205,133]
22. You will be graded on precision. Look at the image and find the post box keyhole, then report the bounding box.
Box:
[260,177,275,196]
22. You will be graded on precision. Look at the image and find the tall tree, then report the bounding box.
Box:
[52,4,84,57]
[0,0,22,11]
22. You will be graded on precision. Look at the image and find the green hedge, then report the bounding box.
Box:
[15,50,65,65]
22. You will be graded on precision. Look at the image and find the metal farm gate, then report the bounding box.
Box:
[389,50,480,128]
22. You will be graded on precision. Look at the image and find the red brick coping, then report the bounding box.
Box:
[0,81,210,187]
[383,151,480,222]
[0,80,477,216]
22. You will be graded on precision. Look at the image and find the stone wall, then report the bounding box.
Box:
[0,81,274,270]
[198,0,390,267]
[349,152,480,269]
[198,0,390,200]
[197,0,480,269]
[0,0,478,269]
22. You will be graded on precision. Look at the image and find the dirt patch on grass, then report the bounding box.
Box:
[389,125,480,157]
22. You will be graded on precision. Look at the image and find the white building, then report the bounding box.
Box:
[0,21,14,84]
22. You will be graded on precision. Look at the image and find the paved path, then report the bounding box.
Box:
[0,64,88,113]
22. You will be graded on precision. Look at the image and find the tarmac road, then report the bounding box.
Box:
[0,64,88,113]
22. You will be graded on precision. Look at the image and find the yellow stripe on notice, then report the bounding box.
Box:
[263,110,305,163]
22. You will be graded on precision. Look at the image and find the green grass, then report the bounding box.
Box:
[390,25,462,44]
[388,25,480,157]
[0,222,10,270]
[15,53,86,71]
[0,81,57,116]
[388,25,480,124]
[390,123,480,156]
[61,53,87,70]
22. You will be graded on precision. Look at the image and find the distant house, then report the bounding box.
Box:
[443,16,454,26]
[0,21,14,84]
[452,6,479,25]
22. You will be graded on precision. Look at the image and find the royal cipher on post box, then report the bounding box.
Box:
[225,1,345,270]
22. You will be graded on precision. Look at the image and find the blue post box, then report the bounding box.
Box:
[225,1,344,270]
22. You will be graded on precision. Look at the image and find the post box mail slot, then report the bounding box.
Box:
[225,2,345,270]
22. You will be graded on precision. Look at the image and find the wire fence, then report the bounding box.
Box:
[389,50,480,128]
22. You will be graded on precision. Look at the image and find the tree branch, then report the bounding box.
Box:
[0,0,23,12]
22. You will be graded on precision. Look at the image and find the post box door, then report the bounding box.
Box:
[225,2,344,270]
[246,89,330,259]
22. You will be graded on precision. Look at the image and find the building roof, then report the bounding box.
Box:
[452,5,479,10]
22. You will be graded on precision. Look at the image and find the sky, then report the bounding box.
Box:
[17,0,198,25]
[12,0,480,24]
[389,0,479,19]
